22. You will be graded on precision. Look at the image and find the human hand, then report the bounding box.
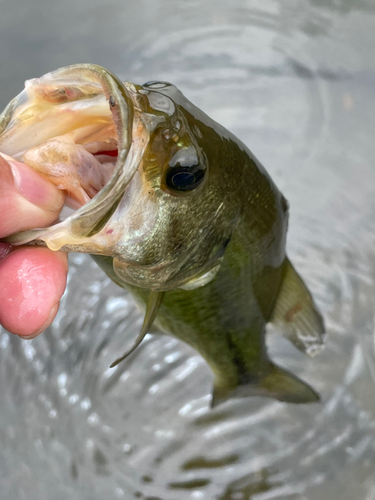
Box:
[0,154,68,338]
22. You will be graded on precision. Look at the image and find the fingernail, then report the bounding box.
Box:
[8,159,64,212]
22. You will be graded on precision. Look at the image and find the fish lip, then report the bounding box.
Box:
[58,67,136,238]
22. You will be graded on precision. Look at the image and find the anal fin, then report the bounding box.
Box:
[270,258,325,357]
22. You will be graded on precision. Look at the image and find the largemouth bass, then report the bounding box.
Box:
[0,64,324,407]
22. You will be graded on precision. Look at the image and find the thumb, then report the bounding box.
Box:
[0,154,65,237]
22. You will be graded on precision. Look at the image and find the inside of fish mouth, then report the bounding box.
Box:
[12,86,120,219]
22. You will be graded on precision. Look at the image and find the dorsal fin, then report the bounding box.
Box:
[269,258,325,357]
[110,290,164,368]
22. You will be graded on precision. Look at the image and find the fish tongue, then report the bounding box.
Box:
[22,135,115,208]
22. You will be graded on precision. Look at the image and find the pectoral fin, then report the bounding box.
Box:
[212,362,319,408]
[270,258,325,357]
[110,290,164,368]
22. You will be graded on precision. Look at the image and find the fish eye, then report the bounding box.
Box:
[165,145,206,192]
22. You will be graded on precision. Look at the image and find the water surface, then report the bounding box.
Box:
[1,1,375,498]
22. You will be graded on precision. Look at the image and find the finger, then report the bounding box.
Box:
[0,247,68,337]
[0,154,65,237]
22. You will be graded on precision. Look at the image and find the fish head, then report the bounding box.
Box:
[1,66,239,292]
[107,81,240,291]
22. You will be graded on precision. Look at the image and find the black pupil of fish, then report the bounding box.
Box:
[166,163,205,192]
[171,171,196,188]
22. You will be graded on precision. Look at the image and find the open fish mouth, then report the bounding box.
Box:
[0,64,221,291]
[0,64,147,251]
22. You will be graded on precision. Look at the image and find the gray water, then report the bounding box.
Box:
[1,0,375,499]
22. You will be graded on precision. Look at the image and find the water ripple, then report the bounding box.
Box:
[1,0,375,499]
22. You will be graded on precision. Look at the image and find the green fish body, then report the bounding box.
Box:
[0,65,324,406]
